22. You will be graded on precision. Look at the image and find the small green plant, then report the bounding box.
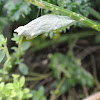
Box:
[0,0,100,100]
[49,52,94,86]
[48,51,94,99]
[0,74,32,100]
[0,33,30,77]
[0,35,32,100]
[11,33,30,75]
[4,0,31,21]
[31,86,47,100]
[0,33,49,100]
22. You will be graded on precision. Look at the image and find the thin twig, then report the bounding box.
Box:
[50,76,66,100]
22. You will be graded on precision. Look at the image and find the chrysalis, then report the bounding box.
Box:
[14,14,76,39]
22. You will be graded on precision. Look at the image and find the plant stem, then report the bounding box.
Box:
[3,43,11,70]
[17,36,23,61]
[31,31,98,52]
[4,75,50,82]
[25,0,100,31]
[25,76,47,81]
[29,72,52,77]
[50,76,66,100]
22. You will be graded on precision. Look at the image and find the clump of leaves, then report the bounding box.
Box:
[31,86,47,100]
[49,52,94,94]
[0,74,32,100]
[57,0,89,16]
[4,0,31,21]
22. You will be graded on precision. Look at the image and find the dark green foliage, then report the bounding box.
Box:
[19,63,29,75]
[49,52,94,93]
[95,34,100,43]
[31,86,47,100]
[0,17,8,33]
[4,0,31,21]
[0,50,5,63]
[11,33,20,44]
[57,0,89,16]
[0,75,32,100]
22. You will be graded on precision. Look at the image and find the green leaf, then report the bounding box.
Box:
[0,35,7,48]
[0,77,2,82]
[23,88,30,93]
[32,86,47,100]
[25,93,33,98]
[19,63,28,75]
[23,88,32,98]
[17,91,23,99]
[0,50,5,62]
[6,83,14,89]
[11,33,20,44]
[13,80,19,88]
[19,76,25,87]
[12,74,20,79]
[48,53,68,80]
[5,88,11,96]
[10,90,16,97]
[0,82,5,91]
[11,47,18,52]
[38,86,45,96]
[21,41,31,51]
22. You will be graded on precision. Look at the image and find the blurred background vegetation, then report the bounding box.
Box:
[0,0,100,100]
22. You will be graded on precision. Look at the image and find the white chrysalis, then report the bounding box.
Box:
[14,14,76,39]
